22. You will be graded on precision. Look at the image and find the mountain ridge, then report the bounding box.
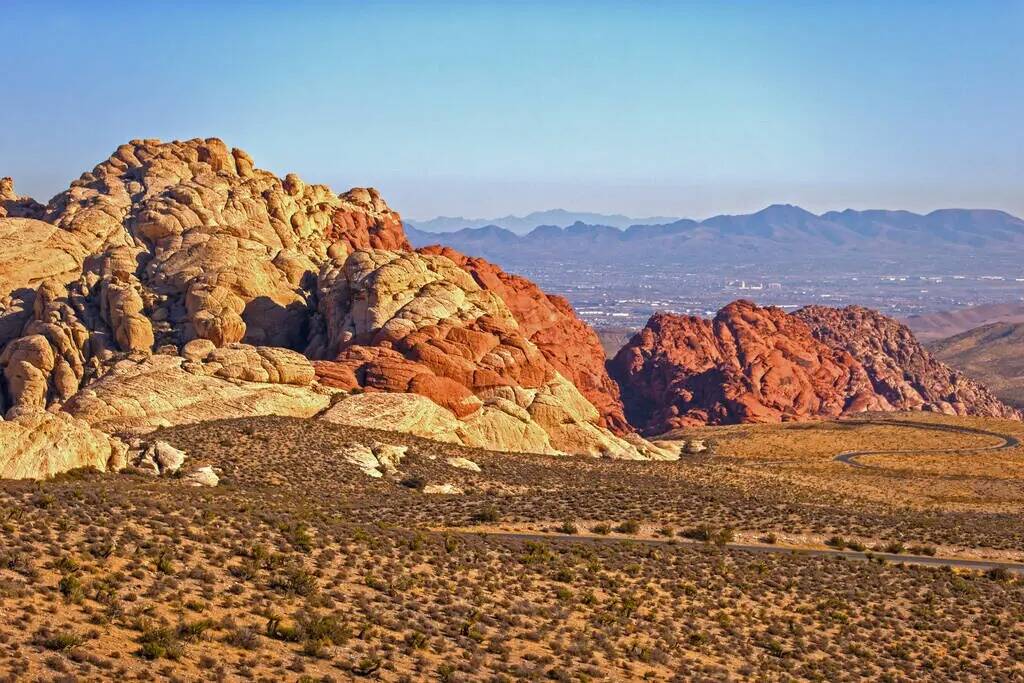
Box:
[409,209,683,234]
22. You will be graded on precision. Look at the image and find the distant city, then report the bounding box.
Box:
[407,206,1024,330]
[511,259,1024,330]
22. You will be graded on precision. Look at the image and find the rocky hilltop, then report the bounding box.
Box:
[610,300,1020,433]
[0,138,657,479]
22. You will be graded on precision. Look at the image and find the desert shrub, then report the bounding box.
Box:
[471,506,501,523]
[351,655,382,676]
[614,520,640,534]
[155,551,175,574]
[138,625,183,660]
[591,524,611,535]
[269,566,318,596]
[296,610,351,645]
[225,626,261,650]
[41,630,84,651]
[282,523,314,553]
[986,567,1013,582]
[177,618,214,642]
[682,524,734,545]
[556,520,578,534]
[58,574,84,603]
[399,475,427,491]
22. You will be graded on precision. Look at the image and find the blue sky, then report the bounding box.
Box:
[4,0,1022,219]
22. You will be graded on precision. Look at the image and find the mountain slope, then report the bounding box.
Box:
[904,303,1024,341]
[409,209,682,234]
[929,322,1024,409]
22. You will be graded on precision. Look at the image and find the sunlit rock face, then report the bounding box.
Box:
[611,300,1020,434]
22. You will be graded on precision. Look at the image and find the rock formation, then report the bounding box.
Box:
[0,177,45,219]
[0,408,126,480]
[418,246,630,434]
[62,351,331,434]
[309,249,654,458]
[0,137,656,477]
[611,300,1020,433]
[795,305,1020,420]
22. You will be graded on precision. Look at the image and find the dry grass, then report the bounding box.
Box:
[1,412,1023,680]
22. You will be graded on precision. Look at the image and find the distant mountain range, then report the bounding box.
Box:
[407,204,1024,266]
[408,209,682,234]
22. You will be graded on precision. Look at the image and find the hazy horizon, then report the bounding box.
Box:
[4,1,1022,219]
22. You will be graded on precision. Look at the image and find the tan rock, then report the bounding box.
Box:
[182,465,219,487]
[62,354,330,434]
[0,408,125,480]
[181,338,216,361]
[321,392,464,444]
[445,456,481,472]
[423,483,463,495]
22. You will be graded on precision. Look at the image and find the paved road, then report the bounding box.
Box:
[450,420,1024,574]
[452,530,1024,575]
[832,419,1020,468]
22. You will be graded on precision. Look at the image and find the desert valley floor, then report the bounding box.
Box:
[3,412,1024,682]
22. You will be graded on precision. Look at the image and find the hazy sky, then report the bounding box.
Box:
[4,1,1022,220]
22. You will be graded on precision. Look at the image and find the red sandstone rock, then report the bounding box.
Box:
[611,300,1020,434]
[419,245,630,434]
[609,301,872,432]
[330,188,411,252]
[795,305,1020,420]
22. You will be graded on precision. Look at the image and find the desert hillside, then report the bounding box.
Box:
[929,322,1024,409]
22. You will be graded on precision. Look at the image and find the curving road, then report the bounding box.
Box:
[832,419,1020,468]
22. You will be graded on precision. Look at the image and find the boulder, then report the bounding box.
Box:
[337,441,408,478]
[151,441,187,474]
[446,456,481,472]
[182,465,219,487]
[423,483,464,495]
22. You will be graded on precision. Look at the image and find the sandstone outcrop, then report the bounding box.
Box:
[182,465,220,487]
[310,248,650,458]
[62,352,331,434]
[0,178,45,219]
[0,408,126,480]
[419,245,630,434]
[794,305,1020,420]
[611,300,1020,433]
[338,441,408,478]
[0,137,664,477]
